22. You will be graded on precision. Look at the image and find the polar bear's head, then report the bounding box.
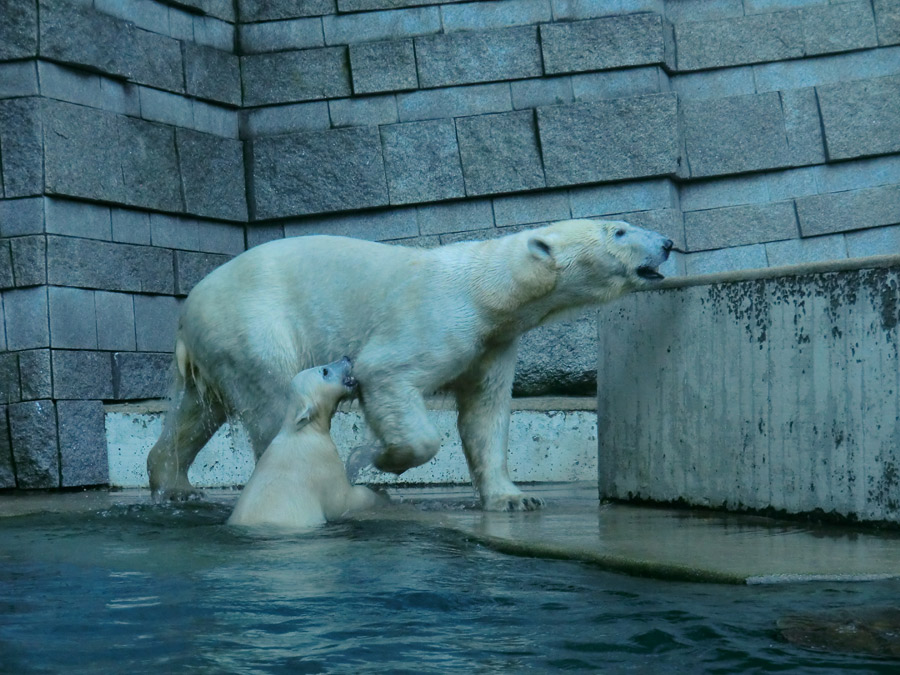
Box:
[285,357,357,432]
[525,219,674,305]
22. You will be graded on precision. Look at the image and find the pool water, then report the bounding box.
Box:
[1,497,898,674]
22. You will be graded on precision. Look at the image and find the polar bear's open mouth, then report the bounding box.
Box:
[343,375,358,390]
[636,265,664,281]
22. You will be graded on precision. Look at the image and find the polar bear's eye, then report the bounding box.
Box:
[322,368,330,377]
[615,228,626,238]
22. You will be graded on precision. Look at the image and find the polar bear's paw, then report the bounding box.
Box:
[151,486,205,503]
[484,493,545,512]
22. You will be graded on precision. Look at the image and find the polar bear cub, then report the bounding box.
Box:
[227,357,383,529]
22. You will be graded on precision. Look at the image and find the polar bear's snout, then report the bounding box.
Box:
[320,356,357,391]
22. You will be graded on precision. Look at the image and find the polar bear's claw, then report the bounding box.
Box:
[489,494,545,511]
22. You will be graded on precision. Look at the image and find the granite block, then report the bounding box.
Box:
[817,75,900,161]
[337,0,463,9]
[242,47,351,106]
[0,0,37,60]
[323,6,441,45]
[249,126,389,219]
[0,198,43,237]
[192,15,235,51]
[191,101,240,138]
[753,46,900,93]
[0,243,12,288]
[49,286,98,349]
[875,0,900,45]
[550,0,664,20]
[8,400,59,488]
[133,295,180,353]
[119,116,183,212]
[246,224,285,249]
[511,76,574,110]
[150,214,200,251]
[283,207,417,240]
[670,67,756,101]
[682,93,792,178]
[57,399,109,486]
[52,350,114,400]
[0,353,18,404]
[0,62,39,99]
[796,184,900,236]
[662,0,741,21]
[239,0,335,21]
[812,155,900,194]
[128,27,185,92]
[111,209,151,245]
[572,67,670,103]
[765,233,848,267]
[197,221,245,256]
[18,349,52,401]
[47,236,175,294]
[541,14,666,75]
[780,87,826,166]
[240,17,325,54]
[175,250,231,295]
[0,405,13,488]
[350,40,418,95]
[0,98,44,198]
[95,291,136,351]
[800,1,878,56]
[10,236,47,287]
[569,178,677,217]
[44,199,112,240]
[241,101,331,138]
[4,287,49,350]
[100,78,141,117]
[113,351,172,399]
[37,61,102,108]
[456,111,545,196]
[381,119,465,204]
[538,93,680,187]
[416,26,542,89]
[329,95,399,128]
[514,314,597,396]
[845,224,900,258]
[443,0,551,32]
[493,191,571,227]
[683,243,769,275]
[43,100,124,204]
[184,43,242,107]
[397,83,512,122]
[177,129,248,222]
[415,199,494,236]
[139,87,194,129]
[684,201,798,252]
[40,0,132,81]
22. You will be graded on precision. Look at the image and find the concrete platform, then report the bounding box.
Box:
[2,483,899,585]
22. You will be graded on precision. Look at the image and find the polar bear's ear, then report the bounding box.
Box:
[527,236,554,263]
[292,399,316,431]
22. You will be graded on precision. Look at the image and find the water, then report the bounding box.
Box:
[1,497,898,674]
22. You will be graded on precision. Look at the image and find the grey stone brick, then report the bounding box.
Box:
[780,87,826,166]
[192,101,240,138]
[323,6,440,45]
[800,1,878,57]
[18,349,52,401]
[682,93,792,178]
[47,236,175,294]
[240,17,325,54]
[168,6,195,41]
[184,43,242,107]
[52,350,114,399]
[113,351,171,399]
[95,291,136,351]
[0,243,12,289]
[0,198,43,237]
[0,98,44,198]
[569,176,678,216]
[0,0,37,60]
[514,314,597,396]
[766,167,820,203]
[177,130,248,222]
[8,400,59,488]
[743,0,824,14]
[283,207,417,240]
[150,214,199,251]
[192,15,235,51]
[139,87,194,129]
[0,405,13,488]
[572,67,670,103]
[175,250,231,295]
[797,184,900,236]
[765,233,848,267]
[684,201,798,252]
[44,199,112,240]
[242,47,351,106]
[96,0,167,34]
[511,76,574,110]
[241,102,331,138]
[550,0,664,21]
[329,95,399,128]
[239,0,335,21]
[57,399,108,487]
[675,11,804,71]
[128,27,185,93]
[416,26,541,89]
[493,191,571,227]
[415,199,494,236]
[456,110,545,196]
[4,287,49,350]
[670,67,755,101]
[541,14,666,75]
[397,83,512,122]
[247,224,285,248]
[817,75,900,161]
[249,126,389,219]
[678,173,772,212]
[0,62,39,99]
[350,40,418,95]
[684,243,768,275]
[119,116,183,212]
[10,236,47,287]
[134,294,180,353]
[0,352,19,404]
[381,119,465,205]
[111,209,151,245]
[538,93,680,188]
[753,46,900,93]
[197,221,245,256]
[443,0,551,32]
[846,224,900,258]
[663,0,742,21]
[875,0,900,45]
[49,286,98,349]
[812,155,900,194]
[100,78,141,117]
[37,61,101,108]
[43,100,124,204]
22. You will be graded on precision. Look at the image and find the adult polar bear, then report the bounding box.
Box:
[147,219,673,510]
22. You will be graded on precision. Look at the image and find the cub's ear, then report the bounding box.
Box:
[527,236,554,263]
[292,398,316,431]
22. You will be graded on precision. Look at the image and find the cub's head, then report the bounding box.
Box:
[285,357,357,432]
[526,219,674,305]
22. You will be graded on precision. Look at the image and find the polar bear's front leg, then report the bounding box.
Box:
[361,383,441,474]
[455,340,544,512]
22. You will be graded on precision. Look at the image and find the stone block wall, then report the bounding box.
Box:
[1,0,898,489]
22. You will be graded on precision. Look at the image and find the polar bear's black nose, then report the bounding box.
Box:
[663,239,674,253]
